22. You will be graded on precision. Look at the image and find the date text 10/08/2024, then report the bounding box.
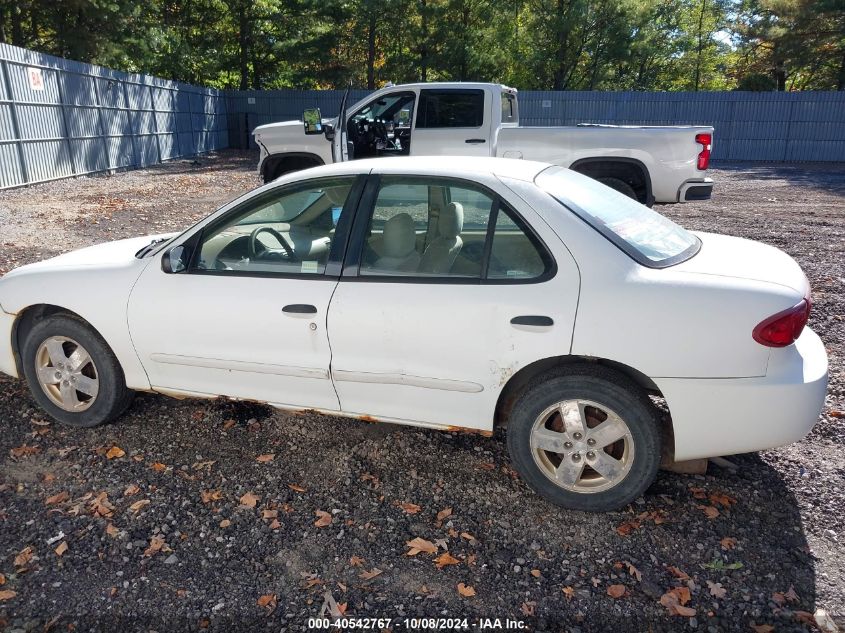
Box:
[307,618,528,630]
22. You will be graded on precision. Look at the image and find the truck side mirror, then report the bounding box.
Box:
[303,108,323,135]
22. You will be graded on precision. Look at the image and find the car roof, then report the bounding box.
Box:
[281,156,552,184]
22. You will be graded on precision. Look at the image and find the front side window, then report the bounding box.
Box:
[416,90,484,129]
[536,166,700,267]
[359,177,553,281]
[194,177,356,275]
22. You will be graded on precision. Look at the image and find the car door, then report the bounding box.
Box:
[327,172,579,431]
[127,175,362,411]
[410,89,493,158]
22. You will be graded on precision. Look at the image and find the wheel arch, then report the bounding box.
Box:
[261,152,325,183]
[569,157,654,206]
[494,354,673,457]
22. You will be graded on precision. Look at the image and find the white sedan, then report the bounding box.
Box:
[0,157,828,511]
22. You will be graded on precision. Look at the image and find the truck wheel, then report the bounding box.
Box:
[21,315,134,427]
[506,365,661,512]
[596,177,638,201]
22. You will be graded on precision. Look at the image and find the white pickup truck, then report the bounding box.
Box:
[253,82,714,205]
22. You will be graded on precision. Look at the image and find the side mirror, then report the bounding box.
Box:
[162,245,189,274]
[303,108,323,135]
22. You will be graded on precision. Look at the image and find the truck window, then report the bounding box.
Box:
[416,90,484,129]
[501,92,517,124]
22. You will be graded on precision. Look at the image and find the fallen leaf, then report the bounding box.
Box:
[521,601,536,616]
[54,541,68,557]
[105,446,125,459]
[530,568,541,578]
[720,537,737,550]
[14,546,33,568]
[223,419,237,430]
[698,505,720,519]
[750,625,775,633]
[256,454,275,463]
[201,489,223,504]
[239,492,260,509]
[457,583,476,598]
[660,587,696,617]
[257,593,277,612]
[0,590,16,601]
[314,510,332,527]
[709,492,736,507]
[477,462,495,471]
[405,537,437,556]
[434,552,461,569]
[349,555,365,567]
[176,588,187,598]
[337,602,348,615]
[262,509,278,520]
[123,484,140,497]
[105,523,119,538]
[42,473,56,483]
[436,507,452,522]
[10,444,40,458]
[707,581,727,599]
[616,519,640,536]
[794,611,816,626]
[460,532,477,542]
[667,566,690,580]
[607,584,626,598]
[0,573,4,585]
[288,484,306,493]
[90,492,115,517]
[396,501,421,514]
[359,568,383,580]
[191,409,205,421]
[144,535,167,557]
[689,486,707,499]
[150,462,167,472]
[129,499,150,513]
[219,519,231,528]
[45,491,69,505]
[624,561,642,582]
[562,586,575,600]
[269,519,281,529]
[784,586,799,603]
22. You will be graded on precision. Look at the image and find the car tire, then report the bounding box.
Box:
[506,365,661,512]
[596,177,638,201]
[21,314,134,428]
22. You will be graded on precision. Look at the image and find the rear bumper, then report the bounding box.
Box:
[0,307,18,379]
[657,328,828,461]
[678,178,714,202]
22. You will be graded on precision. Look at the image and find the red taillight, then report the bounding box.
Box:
[752,299,811,347]
[695,133,711,170]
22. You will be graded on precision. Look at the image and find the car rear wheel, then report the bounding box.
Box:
[22,315,134,427]
[507,365,661,512]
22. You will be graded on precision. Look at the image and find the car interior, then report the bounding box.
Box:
[194,178,547,280]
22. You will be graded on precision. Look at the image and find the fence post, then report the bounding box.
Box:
[1,58,30,184]
[53,69,78,176]
[121,79,139,168]
[148,82,163,164]
[92,75,112,172]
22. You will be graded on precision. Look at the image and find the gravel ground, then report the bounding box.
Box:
[0,153,843,632]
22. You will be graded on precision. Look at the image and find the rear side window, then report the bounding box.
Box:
[416,90,484,128]
[536,166,700,267]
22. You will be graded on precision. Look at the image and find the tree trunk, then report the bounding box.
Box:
[238,5,249,90]
[367,9,376,89]
[10,1,23,46]
[459,3,469,80]
[419,0,428,81]
[552,0,571,90]
[693,0,707,92]
[837,49,845,91]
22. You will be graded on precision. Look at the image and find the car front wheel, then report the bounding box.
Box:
[507,366,661,512]
[21,314,134,427]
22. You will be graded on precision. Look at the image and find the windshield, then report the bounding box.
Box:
[536,166,700,267]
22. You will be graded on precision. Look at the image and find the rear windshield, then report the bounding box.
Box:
[536,166,700,267]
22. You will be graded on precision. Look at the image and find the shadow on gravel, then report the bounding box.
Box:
[713,161,845,194]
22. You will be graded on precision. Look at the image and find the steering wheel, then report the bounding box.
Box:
[248,226,295,260]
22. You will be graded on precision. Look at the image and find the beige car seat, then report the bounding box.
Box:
[372,213,420,273]
[419,202,464,274]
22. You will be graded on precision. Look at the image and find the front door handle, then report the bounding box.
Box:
[283,304,317,314]
[465,138,486,144]
[511,315,554,327]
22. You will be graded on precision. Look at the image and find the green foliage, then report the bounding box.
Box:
[0,0,839,91]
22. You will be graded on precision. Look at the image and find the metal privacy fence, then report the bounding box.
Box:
[229,88,845,162]
[0,43,228,190]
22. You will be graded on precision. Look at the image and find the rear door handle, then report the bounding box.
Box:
[465,138,486,144]
[510,315,554,327]
[282,304,317,314]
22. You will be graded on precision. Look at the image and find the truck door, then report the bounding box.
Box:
[411,89,492,158]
